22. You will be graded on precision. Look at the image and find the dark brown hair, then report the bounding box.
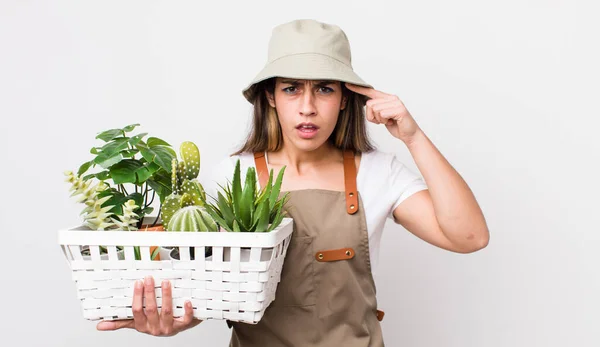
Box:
[232,77,375,156]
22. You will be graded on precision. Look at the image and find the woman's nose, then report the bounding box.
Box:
[299,90,317,117]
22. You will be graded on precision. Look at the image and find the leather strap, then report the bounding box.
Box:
[343,150,359,215]
[315,247,355,262]
[376,310,385,321]
[254,152,269,189]
[253,150,358,215]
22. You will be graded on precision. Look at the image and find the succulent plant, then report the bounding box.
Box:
[204,159,289,232]
[167,205,218,232]
[64,170,115,230]
[110,199,140,231]
[161,141,212,230]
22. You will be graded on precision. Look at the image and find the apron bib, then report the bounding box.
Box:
[228,150,384,347]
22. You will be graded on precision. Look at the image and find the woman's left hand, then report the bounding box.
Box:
[346,83,421,145]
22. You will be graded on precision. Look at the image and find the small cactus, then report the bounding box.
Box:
[161,141,209,230]
[180,141,200,180]
[167,205,218,232]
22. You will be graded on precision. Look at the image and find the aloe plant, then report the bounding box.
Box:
[204,159,289,232]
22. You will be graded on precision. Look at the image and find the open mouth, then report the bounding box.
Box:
[296,123,319,138]
[296,123,319,131]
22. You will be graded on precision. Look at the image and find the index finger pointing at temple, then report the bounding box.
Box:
[345,83,390,99]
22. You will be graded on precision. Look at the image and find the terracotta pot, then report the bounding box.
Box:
[140,224,165,260]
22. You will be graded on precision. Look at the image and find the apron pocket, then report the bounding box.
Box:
[271,235,316,307]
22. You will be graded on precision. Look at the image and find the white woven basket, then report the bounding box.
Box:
[58,217,293,324]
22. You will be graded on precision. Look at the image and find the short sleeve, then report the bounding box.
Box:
[387,154,428,219]
[202,156,236,203]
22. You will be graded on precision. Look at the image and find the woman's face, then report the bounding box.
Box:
[266,78,347,152]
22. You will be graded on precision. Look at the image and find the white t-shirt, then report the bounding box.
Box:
[203,149,428,274]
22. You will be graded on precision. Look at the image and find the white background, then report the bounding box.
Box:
[1,0,598,346]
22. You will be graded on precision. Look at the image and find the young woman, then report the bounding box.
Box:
[97,19,489,346]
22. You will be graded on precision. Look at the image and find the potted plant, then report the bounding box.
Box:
[203,158,290,262]
[204,158,289,233]
[63,123,177,260]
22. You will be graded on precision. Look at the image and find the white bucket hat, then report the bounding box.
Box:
[242,19,373,105]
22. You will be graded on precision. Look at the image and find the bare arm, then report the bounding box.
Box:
[392,129,489,253]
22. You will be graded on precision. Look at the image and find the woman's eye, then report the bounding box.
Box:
[319,87,334,94]
[283,86,297,93]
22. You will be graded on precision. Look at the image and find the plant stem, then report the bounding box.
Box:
[144,183,149,208]
[152,206,162,226]
[148,190,156,206]
[120,184,129,196]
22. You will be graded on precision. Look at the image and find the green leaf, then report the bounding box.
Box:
[217,192,235,227]
[150,247,160,260]
[232,219,241,232]
[83,170,111,181]
[94,152,124,169]
[255,170,273,207]
[270,166,286,211]
[97,171,111,180]
[255,198,270,232]
[205,204,231,232]
[133,162,159,184]
[128,133,147,146]
[231,160,242,222]
[78,161,93,176]
[122,123,141,132]
[141,206,154,215]
[121,149,138,158]
[96,138,130,159]
[96,129,123,142]
[239,167,256,230]
[137,144,176,173]
[147,137,171,147]
[97,189,126,216]
[109,159,144,185]
[90,147,100,154]
[146,170,172,204]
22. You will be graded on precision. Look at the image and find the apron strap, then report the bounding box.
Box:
[253,150,359,215]
[254,152,269,189]
[343,150,359,215]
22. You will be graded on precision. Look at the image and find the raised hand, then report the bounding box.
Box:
[346,83,422,144]
[96,276,202,336]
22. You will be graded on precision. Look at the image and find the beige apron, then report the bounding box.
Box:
[228,150,385,347]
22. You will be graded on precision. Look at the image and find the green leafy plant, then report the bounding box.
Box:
[64,123,179,260]
[204,159,289,232]
[67,123,176,230]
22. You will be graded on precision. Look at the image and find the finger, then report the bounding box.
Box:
[380,107,405,121]
[160,280,174,332]
[366,97,399,109]
[96,319,135,331]
[365,104,378,124]
[372,100,402,123]
[144,276,160,329]
[131,279,147,330]
[345,83,391,99]
[174,300,195,328]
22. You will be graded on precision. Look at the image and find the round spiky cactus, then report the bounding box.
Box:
[167,205,218,232]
